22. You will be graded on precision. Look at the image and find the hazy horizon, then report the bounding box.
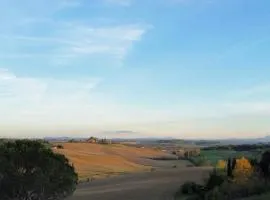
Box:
[1,0,270,139]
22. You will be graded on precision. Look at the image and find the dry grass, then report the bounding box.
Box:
[53,143,167,180]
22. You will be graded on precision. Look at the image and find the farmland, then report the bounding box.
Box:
[198,149,259,165]
[187,143,270,166]
[53,142,191,181]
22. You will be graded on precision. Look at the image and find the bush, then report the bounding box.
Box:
[181,182,204,195]
[177,170,226,200]
[57,144,64,149]
[199,176,270,200]
[205,169,226,191]
[177,153,270,200]
[210,178,270,200]
[0,139,78,200]
[204,186,226,200]
[189,157,211,166]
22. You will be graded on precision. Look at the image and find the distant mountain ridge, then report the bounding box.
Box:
[217,135,270,145]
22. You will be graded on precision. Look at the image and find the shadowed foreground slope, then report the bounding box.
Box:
[67,167,212,200]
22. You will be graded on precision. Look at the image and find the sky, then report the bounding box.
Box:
[1,0,270,139]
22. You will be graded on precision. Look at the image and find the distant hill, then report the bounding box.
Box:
[43,135,270,145]
[217,136,270,145]
[187,135,270,145]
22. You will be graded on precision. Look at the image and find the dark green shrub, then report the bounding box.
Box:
[210,178,270,200]
[0,139,78,200]
[204,187,226,200]
[181,182,204,195]
[57,144,64,149]
[205,170,225,191]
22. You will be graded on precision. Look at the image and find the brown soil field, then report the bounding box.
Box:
[53,143,169,180]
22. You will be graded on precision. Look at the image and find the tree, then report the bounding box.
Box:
[232,157,253,181]
[216,160,226,170]
[56,144,64,149]
[227,158,232,178]
[0,139,78,200]
[232,157,237,170]
[259,151,270,179]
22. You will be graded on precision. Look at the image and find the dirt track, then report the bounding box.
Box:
[67,167,212,200]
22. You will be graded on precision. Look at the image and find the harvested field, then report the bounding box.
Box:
[53,142,173,180]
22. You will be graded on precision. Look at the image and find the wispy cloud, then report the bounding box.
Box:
[57,23,148,60]
[0,0,149,66]
[0,68,100,103]
[0,23,148,65]
[0,68,103,125]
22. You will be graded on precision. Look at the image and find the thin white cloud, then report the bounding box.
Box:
[0,68,100,104]
[0,24,148,64]
[0,69,103,126]
[58,24,147,60]
[0,0,149,65]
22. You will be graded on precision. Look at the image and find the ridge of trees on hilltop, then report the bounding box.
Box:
[203,144,270,151]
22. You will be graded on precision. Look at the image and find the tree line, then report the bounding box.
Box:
[203,144,270,151]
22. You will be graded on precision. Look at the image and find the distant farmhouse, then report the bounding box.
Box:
[86,137,112,144]
[86,136,98,143]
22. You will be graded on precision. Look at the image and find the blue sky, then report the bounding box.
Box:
[1,0,270,139]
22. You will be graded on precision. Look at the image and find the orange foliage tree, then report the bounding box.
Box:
[233,157,253,182]
[216,160,227,170]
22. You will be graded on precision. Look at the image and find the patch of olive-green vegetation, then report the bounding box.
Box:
[186,144,270,167]
[175,150,270,200]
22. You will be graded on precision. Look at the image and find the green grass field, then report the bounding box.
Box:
[190,149,261,166]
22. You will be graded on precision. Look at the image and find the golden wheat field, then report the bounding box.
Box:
[53,143,168,180]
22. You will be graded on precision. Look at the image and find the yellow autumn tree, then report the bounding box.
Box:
[233,157,253,182]
[216,160,227,170]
